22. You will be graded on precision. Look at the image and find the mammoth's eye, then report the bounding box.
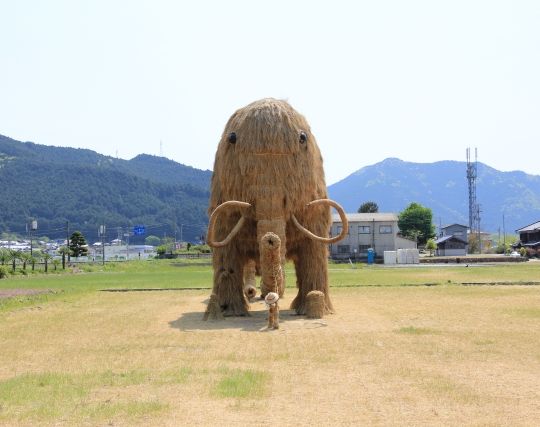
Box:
[299,131,307,144]
[228,132,237,144]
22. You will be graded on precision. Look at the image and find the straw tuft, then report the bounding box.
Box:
[305,290,325,319]
[203,293,224,321]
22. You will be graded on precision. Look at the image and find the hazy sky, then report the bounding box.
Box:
[1,1,539,184]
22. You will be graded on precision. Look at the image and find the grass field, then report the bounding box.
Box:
[0,260,539,425]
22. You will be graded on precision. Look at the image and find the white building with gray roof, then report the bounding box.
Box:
[330,213,416,260]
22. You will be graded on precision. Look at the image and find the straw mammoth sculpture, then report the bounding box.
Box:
[205,98,348,320]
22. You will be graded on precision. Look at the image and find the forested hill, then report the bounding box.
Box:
[3,133,538,241]
[328,158,540,233]
[0,134,212,243]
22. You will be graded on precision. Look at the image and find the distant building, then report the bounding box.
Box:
[330,213,416,260]
[439,223,468,239]
[435,235,468,256]
[90,243,156,261]
[515,220,540,249]
[436,223,468,256]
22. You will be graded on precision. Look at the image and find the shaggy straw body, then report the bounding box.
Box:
[203,294,224,321]
[206,98,347,317]
[243,259,257,299]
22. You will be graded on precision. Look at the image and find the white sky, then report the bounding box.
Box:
[1,0,539,184]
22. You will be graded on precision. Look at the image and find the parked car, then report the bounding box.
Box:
[509,251,521,257]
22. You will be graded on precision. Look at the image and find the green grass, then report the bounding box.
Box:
[1,259,540,312]
[0,366,265,423]
[213,368,269,398]
[0,368,192,423]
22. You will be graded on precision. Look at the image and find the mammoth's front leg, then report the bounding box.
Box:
[210,246,250,317]
[290,240,334,315]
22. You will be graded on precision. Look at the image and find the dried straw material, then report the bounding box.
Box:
[243,259,257,299]
[203,293,224,321]
[265,292,280,329]
[305,290,325,319]
[206,98,345,318]
[259,231,284,298]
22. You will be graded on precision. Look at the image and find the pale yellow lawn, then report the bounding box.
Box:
[1,285,539,426]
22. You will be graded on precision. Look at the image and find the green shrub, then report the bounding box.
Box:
[0,266,8,279]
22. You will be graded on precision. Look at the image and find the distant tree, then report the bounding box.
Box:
[425,238,437,256]
[19,252,31,270]
[398,202,435,245]
[42,253,52,273]
[58,246,71,269]
[145,235,161,246]
[358,201,379,213]
[69,231,88,258]
[0,249,10,265]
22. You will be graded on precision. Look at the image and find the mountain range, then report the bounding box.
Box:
[1,134,539,242]
[0,134,212,243]
[328,157,540,234]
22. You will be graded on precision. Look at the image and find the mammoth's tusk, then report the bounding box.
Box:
[207,200,251,248]
[291,199,349,244]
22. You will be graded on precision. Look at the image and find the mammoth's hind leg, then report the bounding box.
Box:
[290,241,334,315]
[211,247,250,317]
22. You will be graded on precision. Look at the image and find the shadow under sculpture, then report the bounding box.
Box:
[204,98,348,322]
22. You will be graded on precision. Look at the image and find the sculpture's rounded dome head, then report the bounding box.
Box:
[211,98,327,208]
[219,98,314,156]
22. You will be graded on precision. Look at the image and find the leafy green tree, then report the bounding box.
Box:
[0,249,10,265]
[425,238,437,256]
[398,202,435,245]
[69,231,88,258]
[42,253,52,273]
[145,235,161,246]
[156,245,167,257]
[19,252,32,270]
[58,246,71,269]
[358,201,379,213]
[10,250,20,272]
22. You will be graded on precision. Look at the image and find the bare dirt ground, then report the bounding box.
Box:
[0,288,51,299]
[1,286,539,426]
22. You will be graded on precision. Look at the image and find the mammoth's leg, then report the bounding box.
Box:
[290,240,334,315]
[209,246,249,317]
[243,259,257,299]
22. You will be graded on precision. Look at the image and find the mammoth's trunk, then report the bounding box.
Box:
[255,186,287,297]
[259,229,283,330]
[259,226,285,298]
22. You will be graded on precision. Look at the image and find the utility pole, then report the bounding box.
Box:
[466,148,481,253]
[29,219,37,256]
[66,221,70,262]
[503,213,506,250]
[99,225,106,266]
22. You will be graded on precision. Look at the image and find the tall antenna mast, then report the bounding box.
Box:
[160,140,163,157]
[466,148,481,253]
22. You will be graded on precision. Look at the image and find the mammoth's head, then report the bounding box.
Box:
[212,98,326,205]
[220,98,315,157]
